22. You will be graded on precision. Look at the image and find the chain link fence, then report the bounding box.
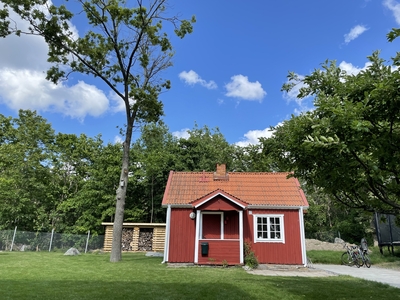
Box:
[0,227,104,253]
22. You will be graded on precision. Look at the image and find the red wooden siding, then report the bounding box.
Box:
[224,211,239,239]
[168,208,196,263]
[202,214,221,239]
[196,195,242,211]
[198,240,240,265]
[243,209,302,264]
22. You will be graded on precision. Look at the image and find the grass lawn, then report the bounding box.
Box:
[0,251,399,300]
[307,246,400,269]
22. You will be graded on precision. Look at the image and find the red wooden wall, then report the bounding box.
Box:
[168,208,196,263]
[202,214,221,239]
[197,195,242,211]
[168,207,303,265]
[243,209,302,264]
[197,240,240,265]
[224,211,239,239]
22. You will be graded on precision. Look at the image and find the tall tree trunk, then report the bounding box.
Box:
[110,114,133,262]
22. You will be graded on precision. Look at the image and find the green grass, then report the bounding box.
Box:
[307,246,400,268]
[0,251,399,300]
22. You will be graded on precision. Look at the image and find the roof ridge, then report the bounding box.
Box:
[171,171,293,175]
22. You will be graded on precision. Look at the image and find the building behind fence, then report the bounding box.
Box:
[0,227,104,253]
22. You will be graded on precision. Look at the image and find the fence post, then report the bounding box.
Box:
[85,230,90,253]
[49,228,55,252]
[10,226,17,252]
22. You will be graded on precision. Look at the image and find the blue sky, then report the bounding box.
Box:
[1,0,400,146]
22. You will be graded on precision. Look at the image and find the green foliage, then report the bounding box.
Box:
[304,186,374,245]
[129,121,176,223]
[51,135,121,234]
[0,110,55,231]
[173,124,234,172]
[0,0,195,260]
[0,110,122,234]
[244,242,259,269]
[268,46,400,215]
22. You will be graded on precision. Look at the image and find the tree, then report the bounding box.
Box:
[174,125,234,172]
[0,110,55,231]
[231,143,278,172]
[51,133,121,234]
[130,121,176,223]
[302,185,374,244]
[271,48,400,215]
[0,0,194,261]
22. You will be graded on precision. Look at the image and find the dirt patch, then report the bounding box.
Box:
[306,239,346,251]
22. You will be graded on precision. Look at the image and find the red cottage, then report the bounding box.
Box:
[162,164,309,266]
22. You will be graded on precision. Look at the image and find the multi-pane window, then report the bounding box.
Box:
[254,215,284,243]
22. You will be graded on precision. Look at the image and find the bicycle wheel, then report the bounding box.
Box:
[341,252,352,265]
[356,253,364,267]
[364,254,371,268]
[354,256,361,268]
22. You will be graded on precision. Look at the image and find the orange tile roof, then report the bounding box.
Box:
[162,171,309,208]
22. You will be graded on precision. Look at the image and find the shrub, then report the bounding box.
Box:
[244,242,259,269]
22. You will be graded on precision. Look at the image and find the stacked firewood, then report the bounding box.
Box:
[138,228,153,251]
[121,228,134,251]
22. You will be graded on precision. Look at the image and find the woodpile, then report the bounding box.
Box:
[102,223,166,252]
[121,228,134,251]
[138,228,153,251]
[152,226,166,252]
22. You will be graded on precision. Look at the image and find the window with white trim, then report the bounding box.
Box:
[253,214,285,243]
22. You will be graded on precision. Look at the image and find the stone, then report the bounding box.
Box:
[64,247,80,256]
[334,238,344,244]
[145,252,164,257]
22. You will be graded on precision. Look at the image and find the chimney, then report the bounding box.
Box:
[214,164,229,181]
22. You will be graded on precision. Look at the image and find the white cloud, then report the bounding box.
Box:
[282,73,315,115]
[179,70,217,89]
[114,135,123,144]
[225,75,266,101]
[282,73,308,105]
[109,93,136,113]
[339,61,372,75]
[0,3,115,120]
[0,10,50,70]
[172,128,190,139]
[235,127,276,147]
[0,68,109,119]
[384,0,400,24]
[344,25,368,44]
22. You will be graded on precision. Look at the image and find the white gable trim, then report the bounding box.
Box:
[194,192,246,209]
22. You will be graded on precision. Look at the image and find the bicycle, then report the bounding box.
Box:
[341,244,361,268]
[357,247,371,268]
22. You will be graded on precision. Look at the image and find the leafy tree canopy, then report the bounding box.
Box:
[268,40,400,215]
[0,0,194,261]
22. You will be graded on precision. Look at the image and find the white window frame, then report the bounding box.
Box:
[200,212,224,240]
[253,214,285,243]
